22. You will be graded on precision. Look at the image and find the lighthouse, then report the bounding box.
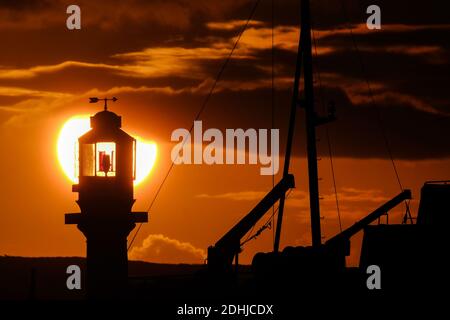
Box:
[65,97,148,299]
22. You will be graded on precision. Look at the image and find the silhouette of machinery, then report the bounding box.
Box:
[205,0,443,296]
[207,174,295,275]
[360,181,450,292]
[60,0,448,301]
[65,98,147,299]
[207,0,335,278]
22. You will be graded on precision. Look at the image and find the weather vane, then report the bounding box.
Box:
[89,97,118,111]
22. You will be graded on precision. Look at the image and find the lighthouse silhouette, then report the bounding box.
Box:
[65,98,148,299]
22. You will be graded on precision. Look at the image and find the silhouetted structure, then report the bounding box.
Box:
[207,0,337,278]
[56,0,447,305]
[207,174,295,275]
[360,181,450,292]
[65,100,147,299]
[205,0,439,298]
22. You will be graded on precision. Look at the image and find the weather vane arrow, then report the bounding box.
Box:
[89,97,118,110]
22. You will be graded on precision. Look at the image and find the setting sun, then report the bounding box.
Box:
[57,115,157,185]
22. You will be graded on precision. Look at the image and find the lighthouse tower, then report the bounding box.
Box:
[65,98,148,299]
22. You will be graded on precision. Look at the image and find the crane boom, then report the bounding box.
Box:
[326,189,412,248]
[208,174,295,273]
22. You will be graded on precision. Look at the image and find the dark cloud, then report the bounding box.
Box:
[187,86,450,159]
[0,0,448,160]
[0,0,52,10]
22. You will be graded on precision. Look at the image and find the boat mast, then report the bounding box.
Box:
[274,0,323,250]
[301,0,322,248]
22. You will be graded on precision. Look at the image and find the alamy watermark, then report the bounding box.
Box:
[66,5,81,30]
[171,121,279,176]
[366,5,381,30]
[66,265,81,290]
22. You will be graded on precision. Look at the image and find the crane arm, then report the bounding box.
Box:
[208,174,295,273]
[325,189,412,247]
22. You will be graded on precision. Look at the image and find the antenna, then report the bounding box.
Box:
[89,97,118,111]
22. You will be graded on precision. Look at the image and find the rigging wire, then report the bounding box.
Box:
[338,0,403,190]
[338,0,412,223]
[128,0,261,252]
[325,128,342,231]
[241,189,293,247]
[310,18,343,232]
[271,0,276,244]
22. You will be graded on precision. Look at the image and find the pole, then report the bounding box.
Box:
[274,0,322,251]
[302,0,322,247]
[273,1,304,253]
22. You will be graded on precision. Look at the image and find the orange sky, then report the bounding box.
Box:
[0,0,449,266]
